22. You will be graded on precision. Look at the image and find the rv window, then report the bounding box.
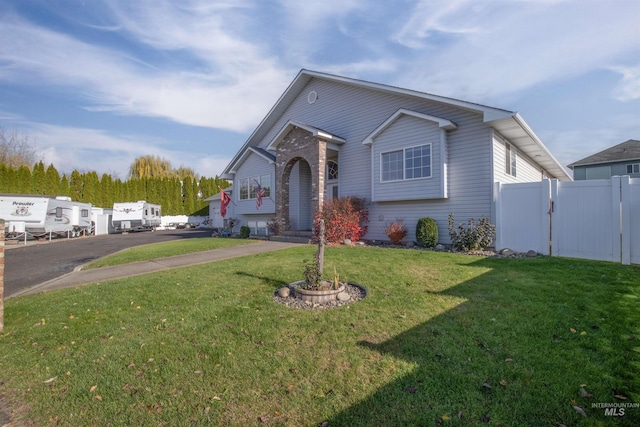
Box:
[145,209,148,215]
[82,209,89,217]
[56,207,63,218]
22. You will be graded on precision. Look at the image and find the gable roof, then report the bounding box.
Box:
[567,139,640,169]
[362,108,457,145]
[222,69,571,180]
[266,120,346,151]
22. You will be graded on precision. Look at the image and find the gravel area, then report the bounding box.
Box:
[273,282,367,309]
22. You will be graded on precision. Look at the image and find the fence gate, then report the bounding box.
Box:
[495,176,638,265]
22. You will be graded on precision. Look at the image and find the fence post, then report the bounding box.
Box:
[1,219,5,332]
[550,179,559,257]
[611,176,622,264]
[494,181,503,250]
[620,176,631,265]
[541,179,552,256]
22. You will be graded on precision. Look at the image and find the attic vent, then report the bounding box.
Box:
[307,90,318,104]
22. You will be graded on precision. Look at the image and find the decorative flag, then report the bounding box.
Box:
[220,189,231,218]
[256,183,265,210]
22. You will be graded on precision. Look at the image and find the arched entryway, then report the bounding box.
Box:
[280,158,314,231]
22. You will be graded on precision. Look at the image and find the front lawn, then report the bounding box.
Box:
[84,237,255,269]
[0,246,638,426]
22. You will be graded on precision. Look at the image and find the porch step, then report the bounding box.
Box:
[270,231,314,244]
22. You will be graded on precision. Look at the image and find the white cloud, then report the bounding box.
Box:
[20,123,227,179]
[390,0,640,102]
[0,3,292,133]
[610,64,640,102]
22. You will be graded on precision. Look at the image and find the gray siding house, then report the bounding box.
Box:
[219,70,571,243]
[568,139,640,180]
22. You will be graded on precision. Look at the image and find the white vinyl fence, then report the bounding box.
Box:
[495,176,639,265]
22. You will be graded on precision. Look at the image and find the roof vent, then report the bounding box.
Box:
[307,90,318,104]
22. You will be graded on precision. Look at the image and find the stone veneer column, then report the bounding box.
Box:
[275,127,328,231]
[0,219,4,332]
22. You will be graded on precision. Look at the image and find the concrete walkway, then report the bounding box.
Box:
[10,241,300,298]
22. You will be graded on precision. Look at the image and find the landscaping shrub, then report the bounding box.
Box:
[416,217,438,247]
[385,221,408,244]
[240,225,250,239]
[314,196,369,243]
[267,217,281,236]
[448,213,495,251]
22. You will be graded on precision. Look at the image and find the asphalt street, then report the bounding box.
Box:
[3,229,212,297]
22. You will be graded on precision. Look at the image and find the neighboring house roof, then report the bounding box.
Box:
[222,69,570,180]
[567,139,640,169]
[204,185,232,202]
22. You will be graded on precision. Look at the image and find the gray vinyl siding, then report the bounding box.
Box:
[493,132,546,183]
[234,153,275,215]
[371,115,444,201]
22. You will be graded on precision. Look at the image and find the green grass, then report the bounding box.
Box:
[1,246,638,426]
[84,237,256,269]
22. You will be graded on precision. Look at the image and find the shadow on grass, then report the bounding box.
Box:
[326,257,640,426]
[234,271,289,290]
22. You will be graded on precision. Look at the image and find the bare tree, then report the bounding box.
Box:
[0,127,39,169]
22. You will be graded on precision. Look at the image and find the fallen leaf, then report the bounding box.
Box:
[69,315,75,319]
[204,406,210,414]
[458,411,463,419]
[499,380,508,387]
[580,387,593,398]
[482,382,492,389]
[504,358,513,362]
[570,328,577,333]
[194,370,202,375]
[580,331,587,336]
[95,395,103,401]
[614,394,628,400]
[43,376,58,384]
[572,405,586,417]
[212,396,221,400]
[122,383,133,391]
[90,385,97,393]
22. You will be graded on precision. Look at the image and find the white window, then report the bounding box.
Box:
[381,144,432,182]
[626,163,640,174]
[239,175,270,200]
[505,143,517,177]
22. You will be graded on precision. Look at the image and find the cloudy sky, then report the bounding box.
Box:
[1,0,638,179]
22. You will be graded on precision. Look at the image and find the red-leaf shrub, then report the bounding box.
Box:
[314,196,368,243]
[385,222,407,244]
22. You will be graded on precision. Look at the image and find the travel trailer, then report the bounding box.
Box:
[0,195,93,237]
[112,201,161,232]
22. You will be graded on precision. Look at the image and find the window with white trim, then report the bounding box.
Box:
[239,175,271,200]
[626,163,640,174]
[381,144,431,182]
[505,143,517,177]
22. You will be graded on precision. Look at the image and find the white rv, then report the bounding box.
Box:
[112,201,161,232]
[0,195,93,237]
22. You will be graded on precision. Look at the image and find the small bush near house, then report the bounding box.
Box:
[267,217,281,235]
[385,221,408,244]
[240,225,250,239]
[448,213,496,251]
[314,196,369,243]
[416,217,438,247]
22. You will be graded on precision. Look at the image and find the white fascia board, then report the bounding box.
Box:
[362,108,457,145]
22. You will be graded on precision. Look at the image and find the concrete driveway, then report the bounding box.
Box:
[3,229,213,297]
